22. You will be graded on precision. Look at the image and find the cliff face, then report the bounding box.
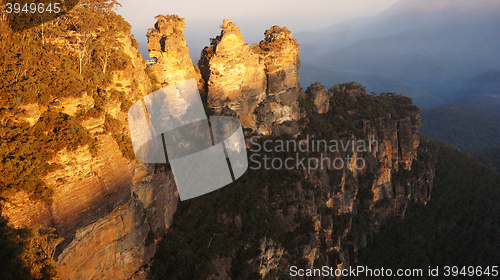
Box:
[247,84,432,278]
[199,19,267,130]
[1,25,179,280]
[257,26,301,126]
[146,79,434,279]
[57,165,177,279]
[199,20,301,135]
[52,32,180,280]
[2,13,433,280]
[305,82,330,114]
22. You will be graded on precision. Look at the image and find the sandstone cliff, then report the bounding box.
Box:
[147,80,434,279]
[1,19,179,279]
[1,12,434,280]
[251,84,432,278]
[198,20,301,135]
[146,15,204,92]
[53,31,181,280]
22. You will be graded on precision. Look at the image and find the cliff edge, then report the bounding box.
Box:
[0,11,433,280]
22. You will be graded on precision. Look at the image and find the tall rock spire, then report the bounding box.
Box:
[199,20,302,135]
[199,19,267,130]
[258,25,300,95]
[255,26,301,131]
[147,15,203,90]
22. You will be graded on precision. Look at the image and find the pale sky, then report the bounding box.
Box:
[115,0,401,59]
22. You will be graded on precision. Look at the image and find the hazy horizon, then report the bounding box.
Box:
[115,0,400,59]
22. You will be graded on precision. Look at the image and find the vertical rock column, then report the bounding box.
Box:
[199,21,302,135]
[257,26,301,128]
[199,19,267,130]
[147,15,203,90]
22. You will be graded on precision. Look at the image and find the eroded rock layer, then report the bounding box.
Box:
[257,25,301,128]
[57,164,178,280]
[198,19,267,130]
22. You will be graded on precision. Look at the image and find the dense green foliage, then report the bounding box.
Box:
[472,144,500,174]
[420,104,500,152]
[300,82,418,140]
[0,1,140,277]
[150,169,293,277]
[149,153,315,279]
[0,216,29,280]
[0,111,91,203]
[358,139,500,279]
[149,85,421,279]
[104,113,136,160]
[0,216,62,280]
[0,0,136,201]
[149,85,499,279]
[0,0,132,108]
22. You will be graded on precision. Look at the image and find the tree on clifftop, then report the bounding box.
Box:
[94,31,119,74]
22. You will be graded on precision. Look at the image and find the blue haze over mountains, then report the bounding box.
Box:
[296,0,500,110]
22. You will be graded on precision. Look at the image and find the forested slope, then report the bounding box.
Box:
[359,139,500,279]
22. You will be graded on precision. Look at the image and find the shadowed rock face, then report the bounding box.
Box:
[228,86,430,279]
[199,20,301,135]
[306,82,330,114]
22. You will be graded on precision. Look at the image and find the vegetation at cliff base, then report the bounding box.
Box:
[148,84,423,279]
[472,144,500,174]
[420,104,500,152]
[0,217,62,280]
[149,165,314,279]
[358,139,500,279]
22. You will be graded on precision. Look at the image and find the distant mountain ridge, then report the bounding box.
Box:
[444,70,500,115]
[416,70,500,152]
[299,62,441,108]
[296,0,500,108]
[452,70,500,100]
